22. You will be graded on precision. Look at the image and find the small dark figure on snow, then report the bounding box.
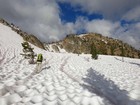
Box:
[21,41,34,53]
[21,41,30,52]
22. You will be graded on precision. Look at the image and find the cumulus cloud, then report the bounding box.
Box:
[122,6,140,21]
[0,0,71,42]
[85,19,119,36]
[116,22,140,49]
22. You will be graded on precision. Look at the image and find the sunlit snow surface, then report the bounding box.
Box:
[0,23,140,105]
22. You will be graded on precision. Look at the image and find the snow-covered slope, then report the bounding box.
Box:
[0,23,140,105]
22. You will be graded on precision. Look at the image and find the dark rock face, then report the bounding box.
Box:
[51,45,60,53]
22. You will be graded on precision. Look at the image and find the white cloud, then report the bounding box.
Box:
[113,22,140,49]
[0,0,68,42]
[123,6,140,21]
[85,19,119,36]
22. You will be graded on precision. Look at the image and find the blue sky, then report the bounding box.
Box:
[59,2,103,22]
[0,0,140,49]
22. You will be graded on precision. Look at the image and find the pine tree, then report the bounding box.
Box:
[110,44,116,55]
[121,44,125,62]
[90,43,98,59]
[138,51,140,58]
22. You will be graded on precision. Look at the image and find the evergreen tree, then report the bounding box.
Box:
[121,44,125,62]
[110,44,116,55]
[138,51,140,58]
[90,43,98,59]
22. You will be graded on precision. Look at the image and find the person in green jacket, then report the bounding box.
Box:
[35,53,43,73]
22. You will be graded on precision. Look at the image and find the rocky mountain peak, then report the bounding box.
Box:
[45,33,140,58]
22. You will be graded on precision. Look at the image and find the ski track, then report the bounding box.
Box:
[0,48,110,105]
[0,48,8,66]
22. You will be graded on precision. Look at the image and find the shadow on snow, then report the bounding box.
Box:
[81,68,140,105]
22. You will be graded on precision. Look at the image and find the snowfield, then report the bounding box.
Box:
[0,23,140,105]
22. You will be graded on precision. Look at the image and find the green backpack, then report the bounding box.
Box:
[37,54,43,62]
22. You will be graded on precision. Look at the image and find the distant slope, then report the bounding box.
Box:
[45,33,140,58]
[0,18,45,49]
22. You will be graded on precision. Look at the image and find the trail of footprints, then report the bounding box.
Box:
[0,73,101,104]
[0,56,105,105]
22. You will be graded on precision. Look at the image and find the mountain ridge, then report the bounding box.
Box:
[1,18,139,58]
[44,33,140,58]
